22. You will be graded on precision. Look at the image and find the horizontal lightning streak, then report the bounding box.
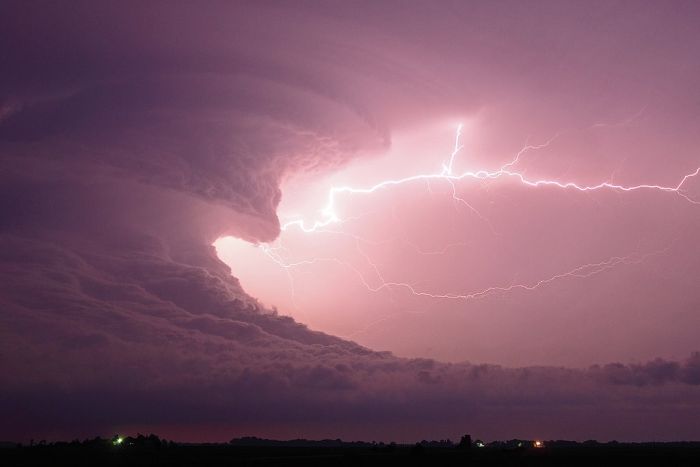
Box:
[281,128,700,233]
[263,243,664,303]
[257,124,698,307]
[362,250,664,301]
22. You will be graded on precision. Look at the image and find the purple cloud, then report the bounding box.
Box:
[1,0,700,444]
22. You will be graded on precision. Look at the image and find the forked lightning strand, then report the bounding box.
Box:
[263,124,698,305]
[281,125,700,233]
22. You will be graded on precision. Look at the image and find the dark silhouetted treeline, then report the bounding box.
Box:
[2,434,700,466]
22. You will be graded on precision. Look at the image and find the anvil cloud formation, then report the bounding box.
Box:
[1,0,700,443]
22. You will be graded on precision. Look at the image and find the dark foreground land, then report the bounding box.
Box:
[3,437,700,467]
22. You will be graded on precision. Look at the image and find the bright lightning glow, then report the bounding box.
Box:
[281,126,700,234]
[229,123,699,315]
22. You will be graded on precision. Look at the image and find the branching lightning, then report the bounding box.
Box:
[281,125,699,234]
[253,123,699,309]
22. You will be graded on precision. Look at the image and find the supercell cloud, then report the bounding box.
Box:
[1,1,700,442]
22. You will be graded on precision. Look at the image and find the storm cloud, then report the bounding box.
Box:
[1,0,700,443]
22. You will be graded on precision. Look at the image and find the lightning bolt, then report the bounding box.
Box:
[261,239,668,303]
[247,122,699,315]
[281,126,700,234]
[357,249,667,302]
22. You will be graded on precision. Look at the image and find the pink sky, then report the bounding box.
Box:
[217,95,700,367]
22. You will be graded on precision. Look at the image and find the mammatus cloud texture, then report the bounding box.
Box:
[1,1,700,442]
